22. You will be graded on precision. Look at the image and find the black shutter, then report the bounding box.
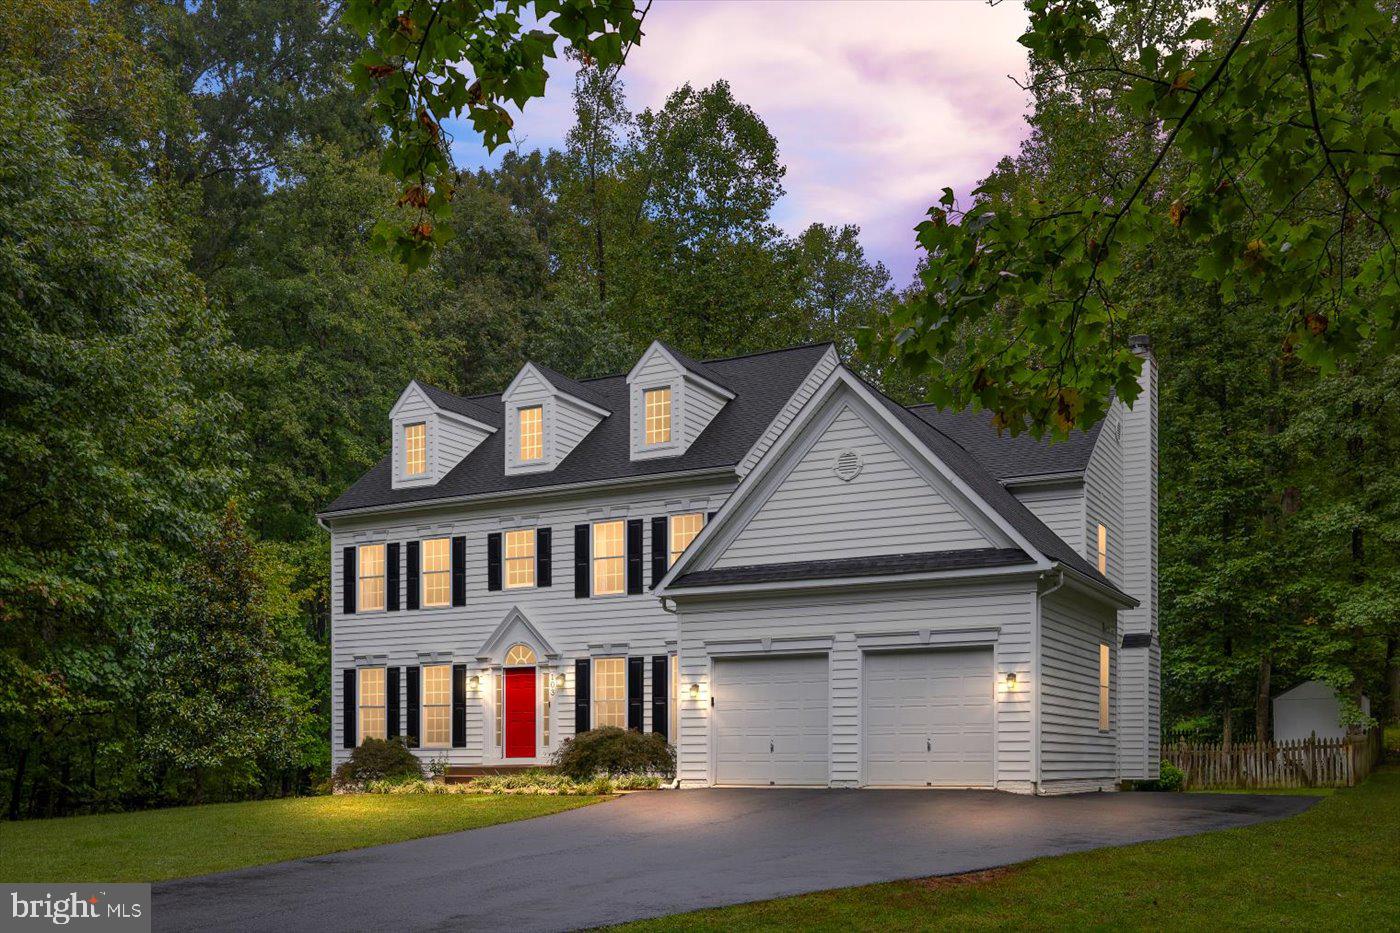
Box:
[537,527,552,587]
[387,543,401,611]
[451,663,467,747]
[573,524,590,598]
[651,517,668,588]
[626,519,644,595]
[406,665,421,747]
[342,547,356,615]
[487,532,502,591]
[627,657,645,731]
[574,658,591,733]
[405,541,420,610]
[387,666,401,739]
[342,669,356,748]
[651,656,668,739]
[451,536,467,606]
[708,510,717,522]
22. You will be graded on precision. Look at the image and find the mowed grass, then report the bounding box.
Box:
[618,767,1400,931]
[0,793,605,883]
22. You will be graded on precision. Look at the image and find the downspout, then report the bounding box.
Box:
[1034,569,1066,794]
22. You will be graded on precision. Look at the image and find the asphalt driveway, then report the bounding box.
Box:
[153,788,1316,932]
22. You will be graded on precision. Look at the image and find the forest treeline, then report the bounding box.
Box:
[1,0,1393,819]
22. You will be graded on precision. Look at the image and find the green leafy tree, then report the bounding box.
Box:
[142,504,298,803]
[869,0,1398,437]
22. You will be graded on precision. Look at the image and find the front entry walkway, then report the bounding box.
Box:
[153,788,1316,932]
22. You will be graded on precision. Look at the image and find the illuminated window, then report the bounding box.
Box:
[421,664,451,748]
[495,669,504,749]
[668,512,705,566]
[404,422,426,476]
[421,537,450,607]
[505,529,536,589]
[1098,643,1111,732]
[357,543,386,612]
[1096,523,1108,575]
[519,405,543,462]
[669,654,678,741]
[592,520,625,596]
[505,643,537,666]
[644,387,672,445]
[594,657,626,728]
[357,667,386,743]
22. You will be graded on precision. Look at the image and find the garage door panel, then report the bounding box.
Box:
[863,648,994,787]
[714,655,829,786]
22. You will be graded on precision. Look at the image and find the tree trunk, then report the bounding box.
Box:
[1255,654,1272,742]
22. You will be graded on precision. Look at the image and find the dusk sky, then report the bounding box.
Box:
[446,0,1034,286]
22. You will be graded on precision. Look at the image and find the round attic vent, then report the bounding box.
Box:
[833,449,863,482]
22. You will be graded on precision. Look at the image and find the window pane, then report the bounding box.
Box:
[1098,644,1111,731]
[668,512,705,566]
[358,544,386,612]
[669,654,678,742]
[421,665,451,749]
[519,406,543,461]
[1096,523,1108,574]
[505,529,536,588]
[404,422,426,476]
[594,657,626,728]
[644,387,672,445]
[421,537,451,607]
[505,644,536,665]
[593,521,625,595]
[358,667,386,743]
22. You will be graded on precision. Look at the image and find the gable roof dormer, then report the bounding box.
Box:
[501,362,611,475]
[627,341,736,461]
[389,381,497,490]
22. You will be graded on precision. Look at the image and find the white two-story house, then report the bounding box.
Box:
[320,339,1160,793]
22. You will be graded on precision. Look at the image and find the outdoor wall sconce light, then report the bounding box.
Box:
[554,673,566,691]
[1004,672,1018,689]
[689,682,700,700]
[469,674,481,690]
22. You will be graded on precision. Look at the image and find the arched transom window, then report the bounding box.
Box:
[505,644,537,666]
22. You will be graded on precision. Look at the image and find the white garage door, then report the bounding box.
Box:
[863,649,994,787]
[713,655,829,786]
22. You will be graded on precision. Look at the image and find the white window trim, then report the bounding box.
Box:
[420,663,451,749]
[591,519,627,598]
[504,528,537,590]
[421,537,451,608]
[668,653,678,743]
[592,656,627,729]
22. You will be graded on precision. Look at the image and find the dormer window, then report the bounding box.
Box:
[644,387,672,445]
[403,422,427,476]
[519,406,543,462]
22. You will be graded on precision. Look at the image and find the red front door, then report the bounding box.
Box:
[505,667,537,758]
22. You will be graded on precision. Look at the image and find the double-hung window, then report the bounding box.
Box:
[357,543,386,612]
[519,406,543,462]
[505,529,536,588]
[404,422,426,476]
[644,387,672,445]
[422,664,451,748]
[358,667,386,743]
[668,512,705,566]
[1096,523,1108,575]
[422,537,451,607]
[593,657,626,728]
[668,654,678,741]
[592,520,625,596]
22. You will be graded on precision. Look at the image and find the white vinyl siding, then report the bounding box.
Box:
[738,346,839,476]
[627,343,731,460]
[1012,482,1085,553]
[502,365,606,474]
[715,404,994,568]
[1083,406,1123,586]
[1039,587,1118,785]
[593,657,626,728]
[1117,352,1159,779]
[390,383,493,489]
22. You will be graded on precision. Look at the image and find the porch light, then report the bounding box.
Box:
[1005,672,1018,689]
[689,682,700,701]
[469,674,481,691]
[554,673,566,691]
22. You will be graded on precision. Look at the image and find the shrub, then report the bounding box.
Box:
[333,738,423,790]
[552,726,675,780]
[361,772,616,796]
[1154,761,1185,791]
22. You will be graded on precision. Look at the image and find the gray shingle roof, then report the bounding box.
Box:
[416,382,498,425]
[908,404,1104,480]
[321,344,835,515]
[656,342,733,393]
[673,548,1031,588]
[529,361,614,411]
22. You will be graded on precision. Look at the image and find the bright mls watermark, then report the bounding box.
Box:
[4,885,150,932]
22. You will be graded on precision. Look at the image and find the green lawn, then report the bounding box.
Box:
[618,767,1399,931]
[0,793,605,883]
